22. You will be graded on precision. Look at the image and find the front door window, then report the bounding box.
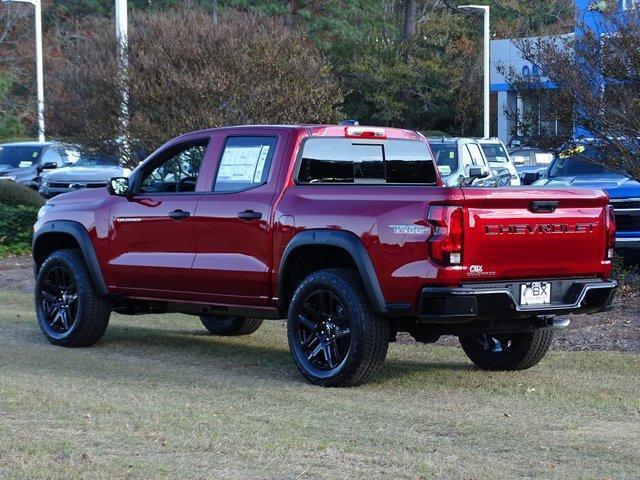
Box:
[140,143,207,194]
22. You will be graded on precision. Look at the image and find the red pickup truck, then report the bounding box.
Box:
[33,125,617,386]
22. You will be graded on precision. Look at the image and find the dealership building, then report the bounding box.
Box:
[490,0,637,144]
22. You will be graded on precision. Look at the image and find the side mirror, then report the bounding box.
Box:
[461,166,490,186]
[521,171,541,185]
[468,166,489,180]
[37,162,57,173]
[108,177,130,196]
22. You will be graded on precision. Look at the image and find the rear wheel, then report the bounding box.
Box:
[35,249,111,347]
[287,268,389,387]
[199,315,263,336]
[459,330,553,371]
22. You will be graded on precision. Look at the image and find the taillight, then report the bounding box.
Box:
[427,206,463,265]
[344,126,386,139]
[605,204,616,259]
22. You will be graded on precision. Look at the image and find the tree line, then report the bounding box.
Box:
[1,1,571,156]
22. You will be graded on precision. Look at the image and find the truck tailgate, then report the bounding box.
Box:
[461,188,610,280]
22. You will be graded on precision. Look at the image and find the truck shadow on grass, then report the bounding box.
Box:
[98,323,473,385]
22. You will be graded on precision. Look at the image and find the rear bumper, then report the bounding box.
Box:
[418,278,617,324]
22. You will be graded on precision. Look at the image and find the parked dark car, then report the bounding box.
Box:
[532,144,640,258]
[0,141,79,190]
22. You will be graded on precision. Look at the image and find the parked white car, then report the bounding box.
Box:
[427,137,499,187]
[477,138,521,186]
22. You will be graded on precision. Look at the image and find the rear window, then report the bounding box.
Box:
[297,138,437,185]
[429,143,458,176]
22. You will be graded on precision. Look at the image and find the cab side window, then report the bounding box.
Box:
[466,144,486,166]
[140,142,208,194]
[461,145,473,168]
[213,136,277,192]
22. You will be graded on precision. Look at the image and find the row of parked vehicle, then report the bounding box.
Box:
[427,136,556,187]
[0,137,552,197]
[0,141,131,198]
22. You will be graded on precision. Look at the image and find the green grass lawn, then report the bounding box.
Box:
[1,290,639,479]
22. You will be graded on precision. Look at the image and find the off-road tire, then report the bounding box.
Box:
[459,330,554,371]
[35,249,111,347]
[199,315,263,336]
[287,268,389,387]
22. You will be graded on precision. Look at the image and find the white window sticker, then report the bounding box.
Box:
[217,146,264,183]
[253,145,270,182]
[438,165,452,175]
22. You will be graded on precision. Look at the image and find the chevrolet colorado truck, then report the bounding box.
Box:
[33,125,618,387]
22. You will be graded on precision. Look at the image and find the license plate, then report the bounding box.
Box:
[520,282,551,306]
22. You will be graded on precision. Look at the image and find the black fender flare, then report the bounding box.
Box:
[32,220,109,297]
[278,229,387,314]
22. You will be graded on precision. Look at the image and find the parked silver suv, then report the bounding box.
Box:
[39,154,131,198]
[427,137,498,187]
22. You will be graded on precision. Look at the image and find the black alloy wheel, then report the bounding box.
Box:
[39,265,79,335]
[287,269,389,387]
[294,289,352,371]
[35,249,111,347]
[459,329,554,371]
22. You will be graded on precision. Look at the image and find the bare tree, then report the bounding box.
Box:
[500,10,640,181]
[45,9,343,165]
[403,0,416,41]
[0,3,33,137]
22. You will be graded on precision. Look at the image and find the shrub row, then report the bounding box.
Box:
[0,180,44,208]
[0,181,42,255]
[0,203,39,247]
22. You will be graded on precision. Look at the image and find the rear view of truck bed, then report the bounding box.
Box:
[460,187,614,281]
[418,186,617,325]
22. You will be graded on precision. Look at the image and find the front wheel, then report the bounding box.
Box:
[287,268,389,387]
[459,330,553,371]
[35,249,111,347]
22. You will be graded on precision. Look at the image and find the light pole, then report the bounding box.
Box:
[459,5,490,138]
[2,0,44,142]
[115,0,129,163]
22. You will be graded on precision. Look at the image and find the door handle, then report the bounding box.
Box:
[530,201,559,213]
[168,209,191,220]
[237,210,262,221]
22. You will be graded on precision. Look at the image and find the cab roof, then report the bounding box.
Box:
[186,124,422,141]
